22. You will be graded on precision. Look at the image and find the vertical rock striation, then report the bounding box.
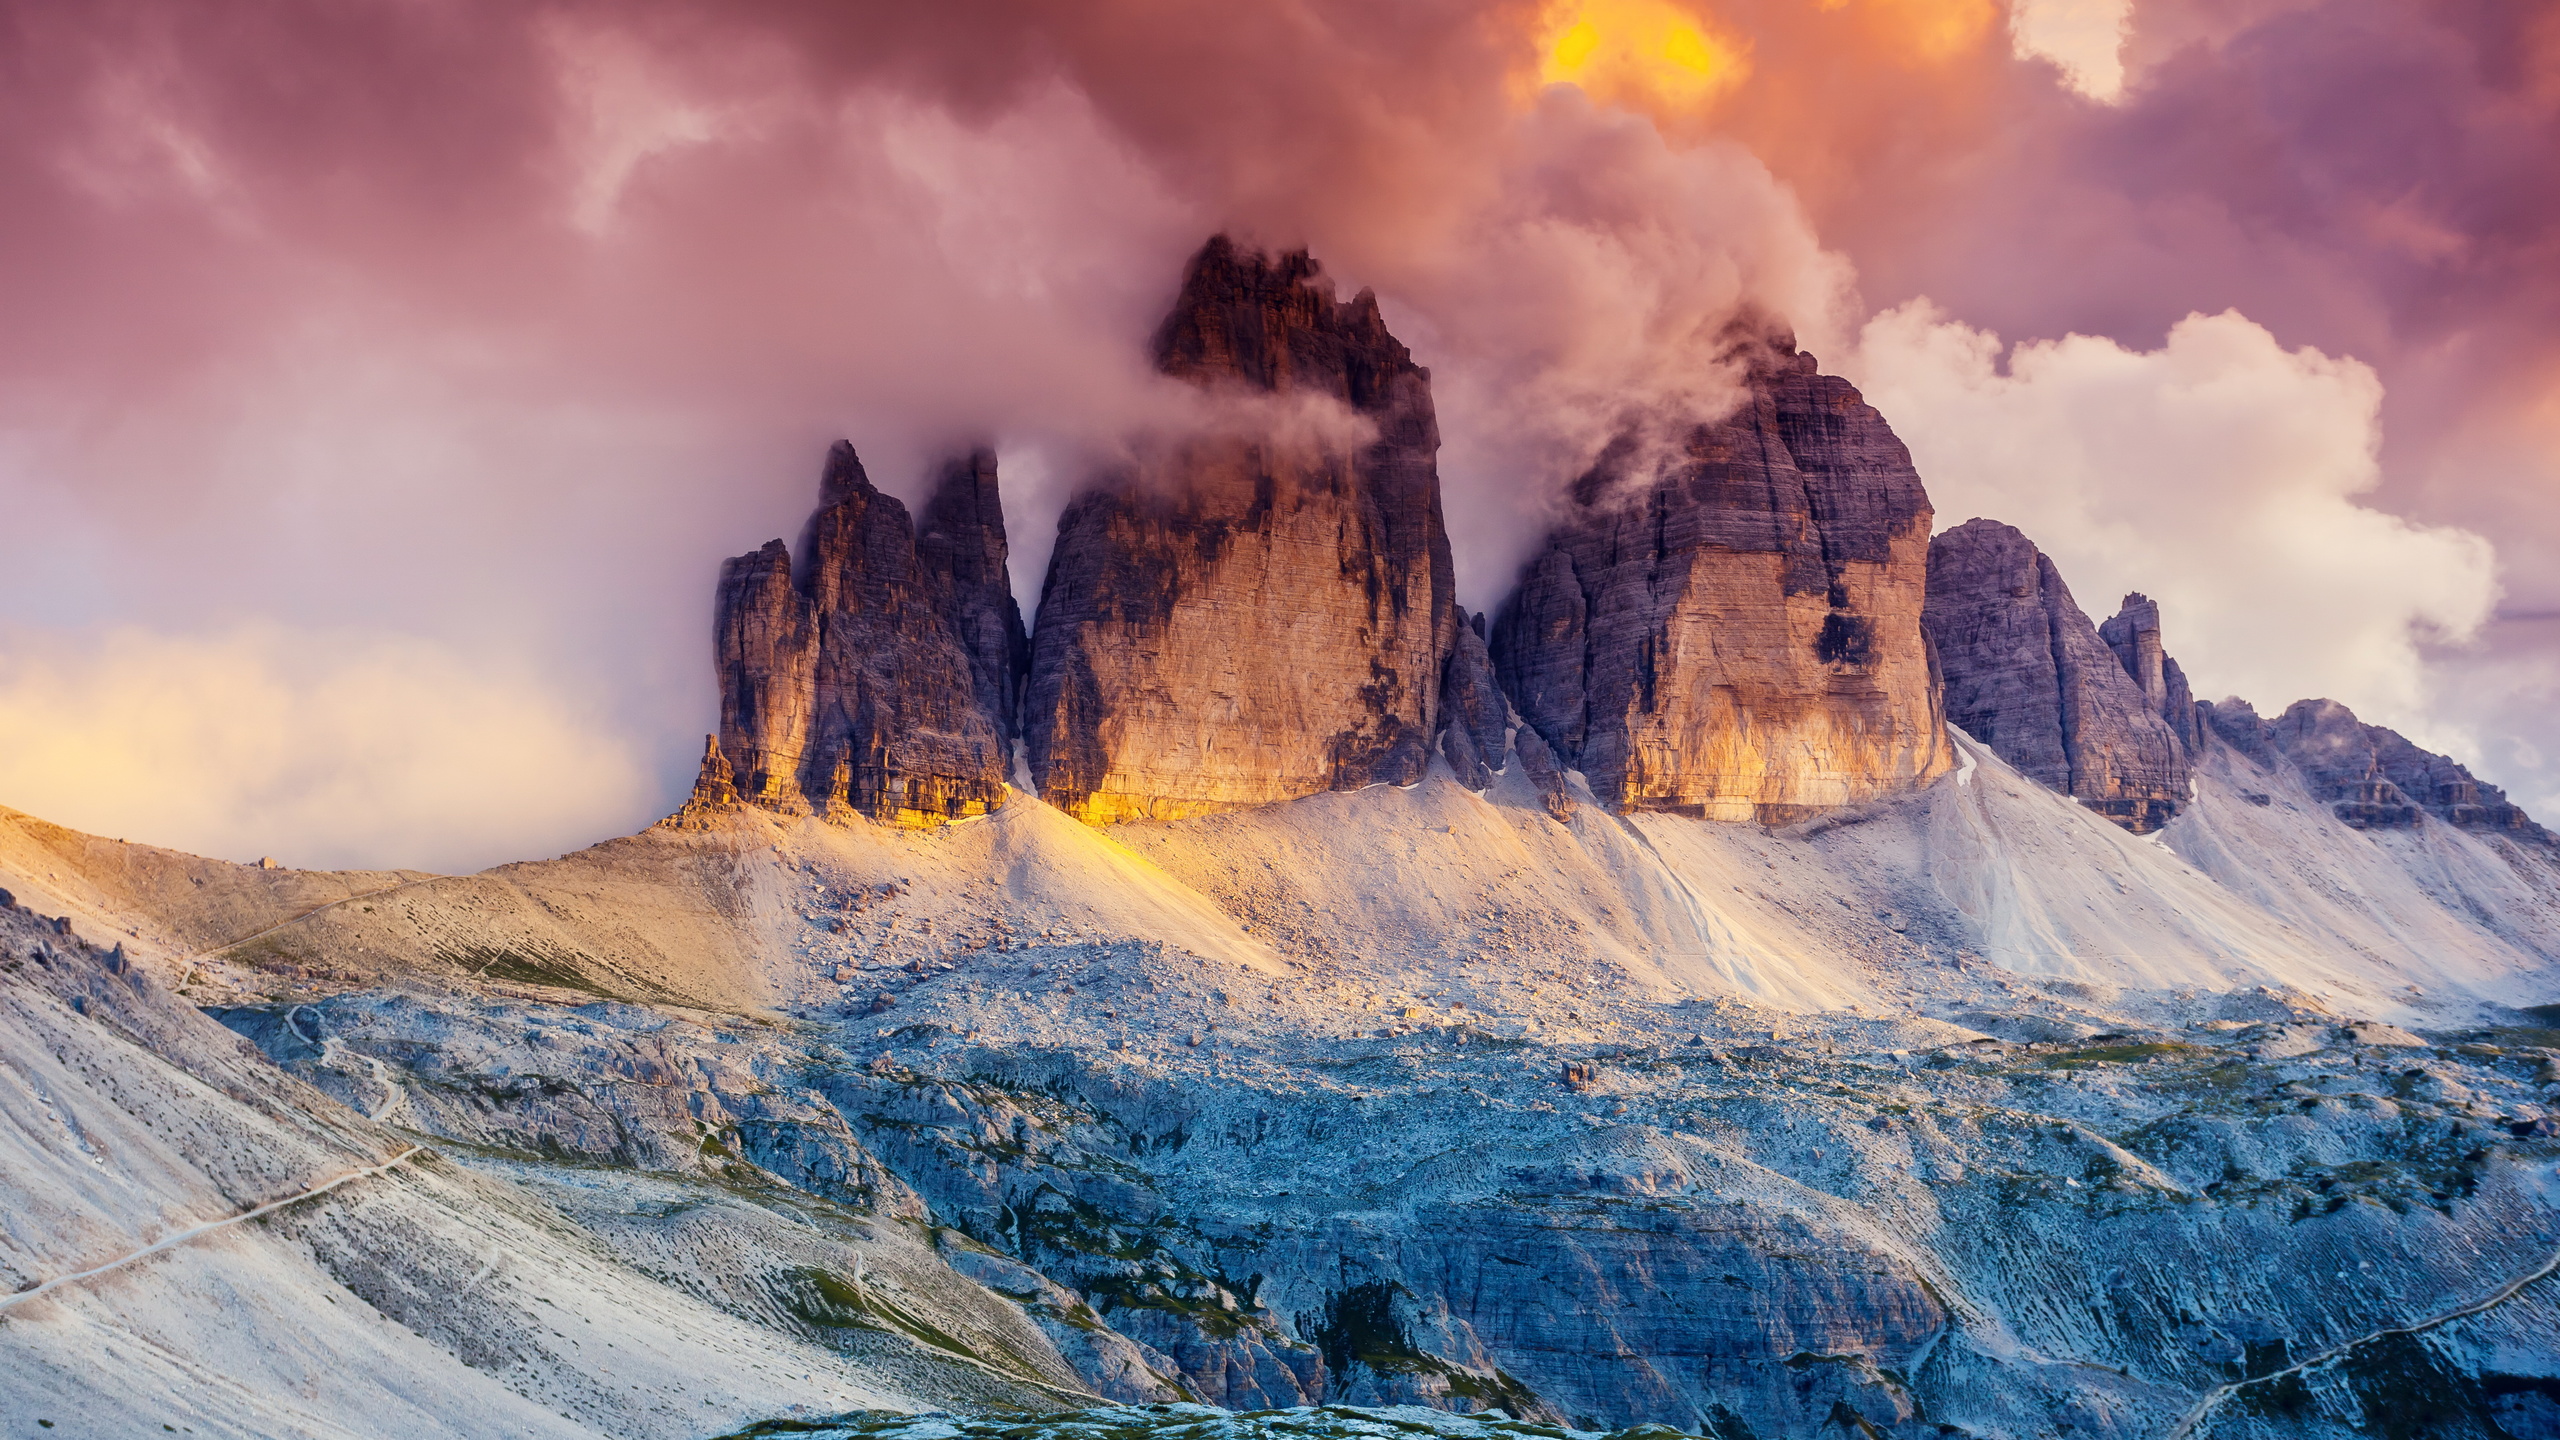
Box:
[916,447,1031,745]
[708,441,1012,827]
[1923,520,2188,833]
[1023,236,1458,824]
[2204,696,2552,838]
[1489,344,1949,823]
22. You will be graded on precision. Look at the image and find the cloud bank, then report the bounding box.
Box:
[0,0,2551,862]
[1852,304,2498,743]
[0,627,645,873]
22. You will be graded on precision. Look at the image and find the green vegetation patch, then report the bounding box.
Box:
[777,1265,1047,1381]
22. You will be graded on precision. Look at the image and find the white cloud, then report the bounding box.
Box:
[2008,0,2132,102]
[0,625,653,873]
[1847,302,2500,748]
[1376,89,1855,612]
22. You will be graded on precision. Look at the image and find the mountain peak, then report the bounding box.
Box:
[1150,234,1419,407]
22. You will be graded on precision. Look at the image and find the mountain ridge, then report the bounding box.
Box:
[5,233,2558,1440]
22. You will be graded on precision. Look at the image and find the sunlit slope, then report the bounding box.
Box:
[0,802,425,959]
[6,727,2556,1026]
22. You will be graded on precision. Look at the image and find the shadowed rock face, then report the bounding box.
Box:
[916,448,1031,745]
[1024,236,1458,825]
[712,442,1011,827]
[1438,610,1507,792]
[1924,519,2188,833]
[1490,346,1949,823]
[2206,696,2552,839]
[2099,592,2204,754]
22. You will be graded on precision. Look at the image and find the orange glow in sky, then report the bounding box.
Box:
[1836,0,1999,62]
[1534,0,1751,115]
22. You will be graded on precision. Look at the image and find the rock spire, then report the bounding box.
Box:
[916,448,1031,745]
[2099,592,2204,752]
[1489,342,1950,823]
[707,442,1015,828]
[1022,235,1459,824]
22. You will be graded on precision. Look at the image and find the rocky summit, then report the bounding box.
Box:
[1492,342,1949,824]
[5,236,2560,1440]
[713,442,1017,828]
[1924,518,2191,833]
[1022,237,1459,825]
[2206,695,2554,840]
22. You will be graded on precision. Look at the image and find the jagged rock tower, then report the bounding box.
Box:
[1022,236,1460,823]
[2099,591,2204,752]
[1923,519,2190,832]
[707,442,1022,828]
[1490,342,1950,823]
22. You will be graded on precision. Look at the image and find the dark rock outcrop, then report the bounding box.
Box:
[2205,696,2551,838]
[1490,343,1949,823]
[1438,610,1507,791]
[916,448,1031,746]
[2098,592,2204,752]
[710,442,1011,827]
[1023,236,1458,824]
[1924,520,2188,833]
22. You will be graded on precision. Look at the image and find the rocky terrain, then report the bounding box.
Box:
[1492,343,1949,825]
[1924,520,2192,834]
[1023,237,1458,824]
[2203,698,2553,841]
[2100,593,2205,754]
[4,237,2559,1440]
[714,442,1016,827]
[6,701,2559,1438]
[0,881,1095,1440]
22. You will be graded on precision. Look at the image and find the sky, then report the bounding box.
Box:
[0,0,2552,872]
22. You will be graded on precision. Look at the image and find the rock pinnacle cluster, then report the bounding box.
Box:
[694,236,2543,853]
[711,441,1018,828]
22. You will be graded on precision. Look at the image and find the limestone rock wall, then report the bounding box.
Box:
[1923,519,2189,833]
[1489,346,1949,823]
[1023,236,1458,824]
[2099,591,2204,753]
[1437,611,1508,791]
[2205,696,2552,838]
[711,442,1011,827]
[917,448,1031,745]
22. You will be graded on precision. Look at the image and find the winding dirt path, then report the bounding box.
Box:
[0,1147,424,1316]
[183,879,435,973]
[2163,1237,2560,1438]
